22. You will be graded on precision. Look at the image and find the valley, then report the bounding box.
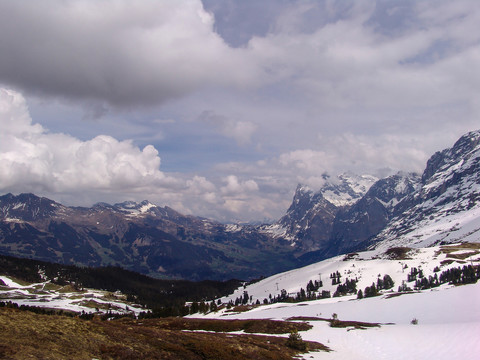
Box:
[1,242,479,359]
[1,130,480,359]
[2,131,480,282]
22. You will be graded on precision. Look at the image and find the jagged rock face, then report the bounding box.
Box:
[422,131,480,184]
[421,131,480,199]
[279,131,480,259]
[278,186,338,251]
[373,130,480,250]
[281,130,480,259]
[276,174,377,253]
[326,173,420,257]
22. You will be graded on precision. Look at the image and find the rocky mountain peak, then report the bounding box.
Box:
[372,129,480,250]
[321,173,377,207]
[0,193,63,221]
[422,130,480,183]
[366,172,420,208]
[276,173,377,253]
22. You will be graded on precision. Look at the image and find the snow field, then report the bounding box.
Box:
[218,244,476,307]
[0,276,144,315]
[205,282,480,360]
[196,243,480,359]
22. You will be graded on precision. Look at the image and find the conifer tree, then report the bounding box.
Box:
[357,289,363,299]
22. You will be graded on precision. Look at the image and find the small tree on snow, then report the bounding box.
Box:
[330,313,340,327]
[286,329,307,350]
[357,289,363,299]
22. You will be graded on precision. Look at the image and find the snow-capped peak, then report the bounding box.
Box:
[113,200,158,217]
[372,129,480,250]
[321,173,378,207]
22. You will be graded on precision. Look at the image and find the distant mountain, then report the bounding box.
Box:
[264,130,480,262]
[0,193,297,281]
[1,130,480,280]
[260,173,377,253]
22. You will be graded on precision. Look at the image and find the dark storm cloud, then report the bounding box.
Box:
[0,0,256,108]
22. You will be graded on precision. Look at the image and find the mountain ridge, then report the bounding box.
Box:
[0,192,298,281]
[1,129,480,280]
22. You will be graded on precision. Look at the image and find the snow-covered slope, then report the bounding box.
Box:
[215,242,479,306]
[0,275,144,316]
[207,283,480,360]
[194,243,480,359]
[373,130,480,250]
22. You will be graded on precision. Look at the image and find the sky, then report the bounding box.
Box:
[0,0,479,222]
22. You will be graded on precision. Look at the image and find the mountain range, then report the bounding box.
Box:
[1,129,479,280]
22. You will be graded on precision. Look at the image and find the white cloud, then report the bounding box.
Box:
[221,175,258,196]
[0,88,170,194]
[243,0,480,115]
[1,1,479,223]
[0,88,275,221]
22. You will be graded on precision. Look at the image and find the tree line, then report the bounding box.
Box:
[0,253,241,317]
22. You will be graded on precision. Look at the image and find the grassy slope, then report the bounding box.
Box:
[0,308,329,359]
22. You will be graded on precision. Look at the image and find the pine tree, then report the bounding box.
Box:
[286,329,307,350]
[357,289,363,299]
[383,274,394,290]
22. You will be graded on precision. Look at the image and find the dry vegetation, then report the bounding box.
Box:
[440,243,480,259]
[141,317,313,334]
[383,247,415,260]
[286,316,380,330]
[0,307,329,359]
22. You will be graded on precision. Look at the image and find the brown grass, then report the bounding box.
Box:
[58,284,85,293]
[286,316,380,330]
[440,259,455,265]
[137,317,312,334]
[438,243,480,265]
[383,247,414,260]
[0,307,329,359]
[225,304,259,313]
[437,242,480,259]
[445,251,479,260]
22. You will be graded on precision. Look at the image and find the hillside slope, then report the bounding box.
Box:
[0,194,297,280]
[277,130,480,260]
[372,130,480,251]
[196,243,480,359]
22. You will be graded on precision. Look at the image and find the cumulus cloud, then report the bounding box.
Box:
[221,175,258,196]
[0,88,170,194]
[0,88,271,221]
